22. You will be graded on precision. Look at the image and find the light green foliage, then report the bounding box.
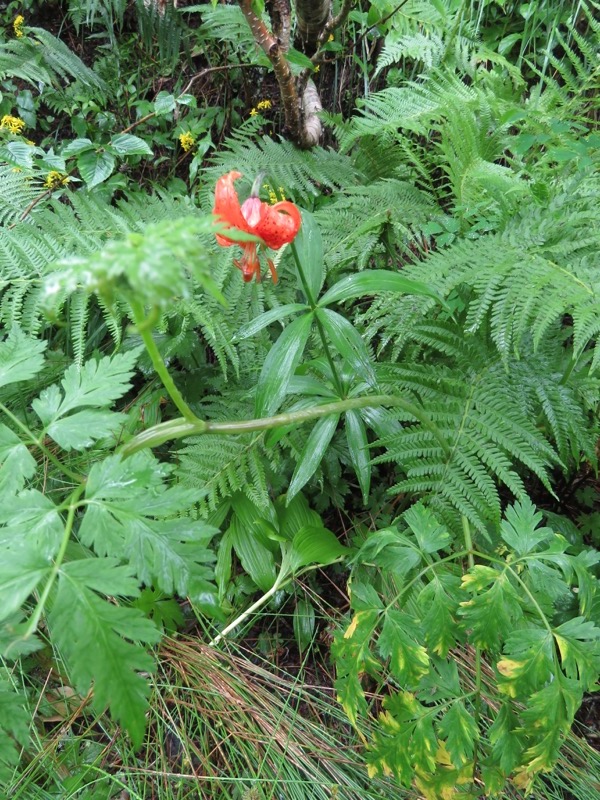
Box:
[334,500,600,791]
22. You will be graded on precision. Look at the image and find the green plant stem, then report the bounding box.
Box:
[209,570,285,647]
[0,401,84,484]
[24,483,86,639]
[121,393,451,456]
[462,515,482,783]
[290,240,346,398]
[129,299,201,425]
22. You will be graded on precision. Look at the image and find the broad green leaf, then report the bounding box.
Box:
[0,490,64,558]
[0,680,30,786]
[110,133,153,156]
[419,576,461,657]
[500,499,553,555]
[459,573,523,651]
[0,549,50,623]
[293,211,324,301]
[553,616,600,689]
[288,414,339,501]
[154,92,176,115]
[0,326,46,388]
[404,502,451,554]
[0,424,36,493]
[229,516,277,591]
[47,409,127,451]
[293,598,316,652]
[62,137,94,156]
[317,308,376,386]
[289,524,348,571]
[277,492,322,541]
[497,627,554,697]
[49,559,160,747]
[234,304,309,341]
[377,610,430,685]
[77,149,116,188]
[345,409,371,504]
[58,349,141,414]
[488,702,525,774]
[254,312,314,416]
[318,269,448,309]
[437,701,479,768]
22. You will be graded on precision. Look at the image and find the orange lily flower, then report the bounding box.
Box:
[213,171,301,283]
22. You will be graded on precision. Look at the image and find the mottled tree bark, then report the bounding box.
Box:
[240,0,354,148]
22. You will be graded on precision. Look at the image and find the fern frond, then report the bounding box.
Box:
[375,326,578,531]
[0,167,44,227]
[203,131,360,207]
[177,433,278,514]
[316,178,435,272]
[0,28,105,91]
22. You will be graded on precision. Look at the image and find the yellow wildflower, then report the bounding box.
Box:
[1,115,26,134]
[256,99,272,111]
[44,171,70,189]
[13,15,25,38]
[314,64,320,73]
[328,34,334,42]
[249,108,258,117]
[179,131,195,152]
[278,186,286,200]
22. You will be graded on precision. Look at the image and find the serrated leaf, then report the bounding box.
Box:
[110,133,153,156]
[0,326,46,389]
[378,611,430,686]
[0,549,50,623]
[58,349,141,414]
[77,149,116,188]
[0,424,36,493]
[62,137,94,156]
[0,680,30,786]
[404,502,451,554]
[47,409,127,451]
[459,573,522,651]
[0,489,64,558]
[48,559,160,747]
[500,499,553,555]
[419,576,461,657]
[553,616,600,689]
[437,701,479,768]
[254,311,314,416]
[154,92,176,115]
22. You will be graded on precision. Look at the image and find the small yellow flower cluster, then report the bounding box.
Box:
[44,171,69,189]
[13,14,25,38]
[249,99,272,117]
[314,65,320,73]
[1,114,26,134]
[328,34,334,42]
[179,131,195,152]
[263,183,286,204]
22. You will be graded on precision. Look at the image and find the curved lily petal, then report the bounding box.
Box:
[254,201,302,249]
[213,171,249,245]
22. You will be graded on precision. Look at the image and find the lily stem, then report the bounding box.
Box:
[129,299,201,425]
[290,240,346,398]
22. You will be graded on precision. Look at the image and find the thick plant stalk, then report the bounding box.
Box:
[301,79,323,147]
[295,0,330,53]
[239,0,303,140]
